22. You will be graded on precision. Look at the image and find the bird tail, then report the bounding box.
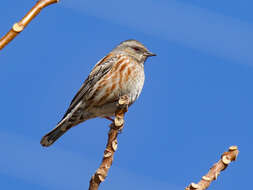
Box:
[40,122,71,147]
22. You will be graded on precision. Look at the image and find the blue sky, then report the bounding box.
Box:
[1,0,252,189]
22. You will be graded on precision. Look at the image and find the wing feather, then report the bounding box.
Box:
[61,53,117,119]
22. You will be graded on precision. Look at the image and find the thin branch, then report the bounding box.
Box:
[0,0,59,50]
[88,95,129,190]
[185,146,239,190]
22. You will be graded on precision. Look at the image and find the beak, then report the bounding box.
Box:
[145,51,156,57]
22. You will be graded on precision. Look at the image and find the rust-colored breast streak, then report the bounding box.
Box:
[97,82,114,106]
[88,54,134,107]
[117,58,130,88]
[110,83,116,91]
[119,61,128,73]
[111,72,118,82]
[99,55,126,89]
[125,66,133,82]
[113,58,125,72]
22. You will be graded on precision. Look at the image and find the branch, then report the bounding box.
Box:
[88,95,129,190]
[0,0,59,50]
[185,146,239,190]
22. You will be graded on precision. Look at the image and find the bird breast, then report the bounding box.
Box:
[92,55,145,107]
[112,55,145,104]
[122,60,145,104]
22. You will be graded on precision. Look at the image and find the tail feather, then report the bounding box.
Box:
[41,105,88,147]
[40,123,70,147]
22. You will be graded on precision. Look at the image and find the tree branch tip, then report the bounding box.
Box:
[0,0,60,50]
[98,174,105,182]
[214,172,220,180]
[229,145,238,151]
[202,176,211,181]
[95,169,106,181]
[185,146,239,190]
[114,117,124,127]
[12,23,24,32]
[104,150,112,158]
[112,139,118,151]
[118,95,129,105]
[104,164,109,169]
[190,183,200,189]
[222,155,231,165]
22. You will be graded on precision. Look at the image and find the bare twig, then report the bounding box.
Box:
[88,95,129,190]
[185,146,239,190]
[0,0,59,50]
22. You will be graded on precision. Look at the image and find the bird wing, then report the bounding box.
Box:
[61,53,117,120]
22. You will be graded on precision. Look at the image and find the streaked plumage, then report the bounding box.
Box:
[40,39,156,147]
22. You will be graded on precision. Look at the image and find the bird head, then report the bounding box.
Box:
[114,39,156,63]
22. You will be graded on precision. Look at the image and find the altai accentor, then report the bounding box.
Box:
[40,39,156,147]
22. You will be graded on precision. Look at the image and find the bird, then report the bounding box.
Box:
[40,39,156,147]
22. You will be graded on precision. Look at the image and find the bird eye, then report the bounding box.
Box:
[133,47,141,52]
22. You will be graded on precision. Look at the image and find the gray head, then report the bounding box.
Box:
[113,39,156,63]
